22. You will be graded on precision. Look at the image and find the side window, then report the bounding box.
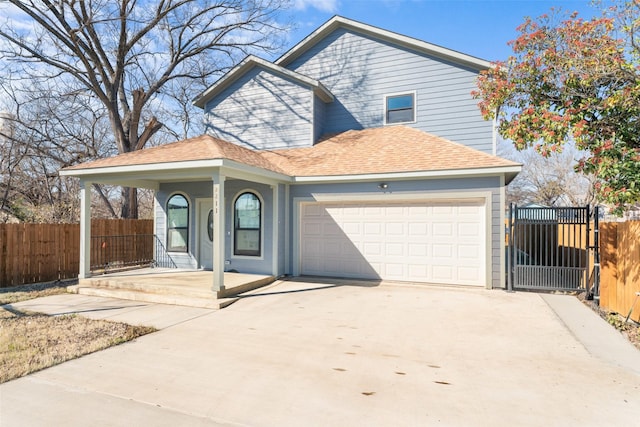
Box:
[167,194,188,252]
[385,92,415,124]
[234,192,261,257]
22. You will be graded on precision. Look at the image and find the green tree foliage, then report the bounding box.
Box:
[473,2,640,213]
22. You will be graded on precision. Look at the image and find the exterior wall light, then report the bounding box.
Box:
[378,183,388,190]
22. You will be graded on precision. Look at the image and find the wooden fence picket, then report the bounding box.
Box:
[0,220,153,287]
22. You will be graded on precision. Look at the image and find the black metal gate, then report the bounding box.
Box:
[507,204,599,294]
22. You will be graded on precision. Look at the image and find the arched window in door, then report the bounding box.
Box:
[234,192,261,256]
[167,194,189,252]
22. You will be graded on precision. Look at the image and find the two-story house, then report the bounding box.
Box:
[62,16,520,292]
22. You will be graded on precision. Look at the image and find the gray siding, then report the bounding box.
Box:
[224,180,274,275]
[288,177,502,288]
[286,28,493,153]
[156,180,275,275]
[313,94,326,142]
[156,182,212,269]
[204,67,313,150]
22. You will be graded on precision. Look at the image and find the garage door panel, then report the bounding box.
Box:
[302,239,323,257]
[323,222,343,236]
[433,244,453,258]
[384,206,405,215]
[363,242,382,256]
[300,200,485,286]
[408,263,428,277]
[342,222,361,234]
[302,221,323,236]
[385,242,405,257]
[458,222,481,238]
[458,244,481,259]
[432,205,454,215]
[459,267,481,282]
[363,223,382,235]
[408,222,429,236]
[408,243,428,257]
[303,204,325,216]
[458,204,482,214]
[385,222,404,235]
[432,265,454,281]
[342,206,361,217]
[432,223,454,237]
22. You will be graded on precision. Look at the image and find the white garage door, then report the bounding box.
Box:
[299,199,486,286]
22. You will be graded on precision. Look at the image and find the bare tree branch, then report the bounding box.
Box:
[0,0,289,218]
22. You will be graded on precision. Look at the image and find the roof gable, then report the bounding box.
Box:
[193,55,333,109]
[275,16,491,71]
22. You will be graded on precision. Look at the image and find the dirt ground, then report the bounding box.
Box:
[578,293,640,351]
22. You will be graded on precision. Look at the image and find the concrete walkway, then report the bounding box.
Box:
[541,293,640,376]
[1,281,639,426]
[6,293,214,329]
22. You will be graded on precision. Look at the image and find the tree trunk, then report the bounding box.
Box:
[120,186,138,219]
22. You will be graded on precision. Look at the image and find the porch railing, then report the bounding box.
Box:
[154,235,178,269]
[90,234,177,273]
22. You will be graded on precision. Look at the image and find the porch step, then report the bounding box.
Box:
[217,275,277,298]
[77,276,216,298]
[69,272,276,309]
[68,285,238,309]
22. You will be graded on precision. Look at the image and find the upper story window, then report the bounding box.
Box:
[167,194,189,252]
[385,92,416,124]
[234,192,261,257]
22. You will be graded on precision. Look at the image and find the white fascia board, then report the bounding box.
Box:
[219,159,293,184]
[60,159,226,178]
[61,158,292,185]
[291,165,523,184]
[276,16,491,71]
[193,55,333,108]
[87,179,160,190]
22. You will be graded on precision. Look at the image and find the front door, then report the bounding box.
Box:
[198,199,214,270]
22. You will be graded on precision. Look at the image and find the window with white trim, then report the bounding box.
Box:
[167,194,188,252]
[234,192,261,256]
[385,92,415,124]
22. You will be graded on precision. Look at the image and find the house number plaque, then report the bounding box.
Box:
[214,186,219,214]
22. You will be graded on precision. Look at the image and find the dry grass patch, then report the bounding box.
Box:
[0,308,155,383]
[0,280,74,305]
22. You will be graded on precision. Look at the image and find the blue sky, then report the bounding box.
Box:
[284,0,608,62]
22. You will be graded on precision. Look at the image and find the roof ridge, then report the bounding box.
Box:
[275,16,490,70]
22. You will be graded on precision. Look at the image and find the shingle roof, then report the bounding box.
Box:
[62,126,519,178]
[193,55,334,109]
[63,134,286,174]
[262,126,517,176]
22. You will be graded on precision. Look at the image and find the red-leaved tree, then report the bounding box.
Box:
[473,2,640,214]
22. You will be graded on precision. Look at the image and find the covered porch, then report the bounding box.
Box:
[70,268,276,309]
[59,135,292,296]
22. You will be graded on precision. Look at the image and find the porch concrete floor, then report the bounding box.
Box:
[71,268,275,309]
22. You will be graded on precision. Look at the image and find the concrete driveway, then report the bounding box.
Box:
[2,279,640,426]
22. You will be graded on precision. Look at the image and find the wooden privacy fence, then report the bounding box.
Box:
[0,220,153,288]
[599,221,640,323]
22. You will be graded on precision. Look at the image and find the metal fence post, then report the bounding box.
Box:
[507,203,514,292]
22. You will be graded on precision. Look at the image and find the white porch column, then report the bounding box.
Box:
[212,172,226,291]
[79,180,92,279]
[272,184,279,278]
